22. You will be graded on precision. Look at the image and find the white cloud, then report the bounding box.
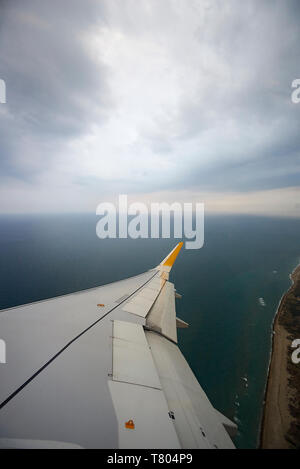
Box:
[0,0,299,214]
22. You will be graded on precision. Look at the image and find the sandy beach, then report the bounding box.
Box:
[261,264,300,449]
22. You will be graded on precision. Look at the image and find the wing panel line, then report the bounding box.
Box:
[0,271,158,411]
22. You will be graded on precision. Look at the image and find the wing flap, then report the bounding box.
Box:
[112,320,161,389]
[108,381,181,449]
[109,320,181,449]
[146,330,236,449]
[122,276,164,318]
[146,281,177,343]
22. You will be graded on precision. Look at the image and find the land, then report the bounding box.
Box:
[261,264,300,449]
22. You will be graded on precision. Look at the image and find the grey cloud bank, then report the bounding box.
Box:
[0,0,299,215]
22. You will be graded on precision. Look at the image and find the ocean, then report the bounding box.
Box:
[0,213,299,448]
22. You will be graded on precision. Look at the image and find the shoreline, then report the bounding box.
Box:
[257,292,286,447]
[260,262,300,448]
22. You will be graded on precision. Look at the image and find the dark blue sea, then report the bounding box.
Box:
[0,213,299,448]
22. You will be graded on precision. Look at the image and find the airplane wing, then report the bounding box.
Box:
[0,243,236,449]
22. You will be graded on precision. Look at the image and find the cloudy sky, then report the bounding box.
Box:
[0,0,299,215]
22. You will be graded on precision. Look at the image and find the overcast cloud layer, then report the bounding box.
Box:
[0,0,299,215]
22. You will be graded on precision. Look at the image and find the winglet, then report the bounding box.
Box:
[162,242,183,267]
[156,242,183,275]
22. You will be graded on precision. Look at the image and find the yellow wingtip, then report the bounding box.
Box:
[162,242,183,267]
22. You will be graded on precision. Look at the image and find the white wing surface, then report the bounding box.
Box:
[0,243,236,448]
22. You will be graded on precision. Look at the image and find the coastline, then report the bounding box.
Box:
[260,263,300,449]
[257,291,286,447]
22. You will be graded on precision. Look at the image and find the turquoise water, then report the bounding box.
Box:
[0,213,299,448]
